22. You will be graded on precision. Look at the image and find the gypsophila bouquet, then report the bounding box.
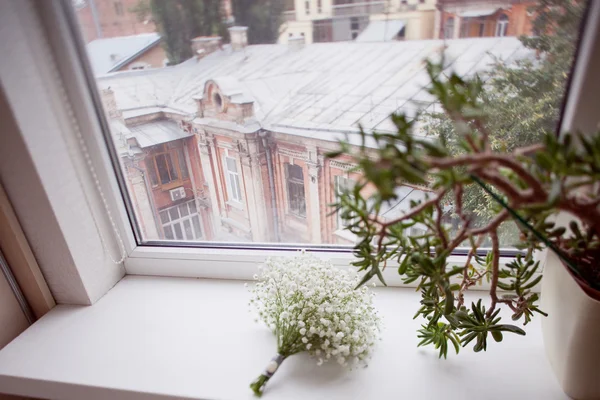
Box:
[247,252,381,396]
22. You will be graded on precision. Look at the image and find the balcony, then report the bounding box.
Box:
[282,10,296,22]
[332,1,386,17]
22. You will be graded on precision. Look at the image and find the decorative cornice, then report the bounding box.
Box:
[329,160,359,171]
[278,147,308,161]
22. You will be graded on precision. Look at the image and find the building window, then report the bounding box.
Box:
[351,17,361,39]
[114,1,123,16]
[317,0,322,13]
[496,14,509,37]
[285,164,306,217]
[146,144,189,188]
[305,0,310,15]
[334,175,356,229]
[159,200,203,241]
[313,19,333,42]
[444,17,454,39]
[224,156,243,203]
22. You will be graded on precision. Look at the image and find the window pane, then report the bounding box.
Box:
[188,201,197,214]
[159,211,169,224]
[192,215,202,239]
[163,225,174,240]
[167,152,179,181]
[168,207,179,221]
[155,154,171,185]
[179,203,189,217]
[177,148,189,179]
[173,223,183,240]
[183,219,193,240]
[73,0,587,246]
[226,157,237,173]
[147,160,159,186]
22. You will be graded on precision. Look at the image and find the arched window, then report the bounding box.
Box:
[496,14,509,37]
[444,17,455,39]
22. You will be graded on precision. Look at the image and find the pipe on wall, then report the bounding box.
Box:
[259,131,280,242]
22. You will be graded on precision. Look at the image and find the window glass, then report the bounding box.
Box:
[286,164,306,218]
[177,148,189,179]
[164,225,174,240]
[155,154,171,185]
[71,0,587,247]
[225,156,242,203]
[168,207,179,222]
[159,210,170,224]
[147,160,159,186]
[167,153,179,181]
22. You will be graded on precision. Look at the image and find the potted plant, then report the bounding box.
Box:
[327,60,600,399]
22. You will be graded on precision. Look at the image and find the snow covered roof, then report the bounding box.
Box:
[356,20,406,42]
[98,37,528,137]
[459,8,500,18]
[86,33,161,75]
[129,120,193,148]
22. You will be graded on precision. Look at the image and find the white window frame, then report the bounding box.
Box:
[496,14,509,37]
[5,0,598,292]
[223,155,243,204]
[334,174,356,230]
[159,200,203,241]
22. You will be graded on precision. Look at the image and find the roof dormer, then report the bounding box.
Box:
[194,77,255,125]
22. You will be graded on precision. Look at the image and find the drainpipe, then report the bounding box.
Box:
[259,130,280,242]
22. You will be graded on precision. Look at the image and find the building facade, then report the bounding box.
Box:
[435,0,535,39]
[279,0,438,44]
[75,0,156,43]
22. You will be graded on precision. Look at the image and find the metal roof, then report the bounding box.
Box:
[98,37,529,138]
[356,20,406,42]
[86,33,161,75]
[129,120,192,148]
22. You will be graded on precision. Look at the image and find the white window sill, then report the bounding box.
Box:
[0,275,565,400]
[227,200,245,211]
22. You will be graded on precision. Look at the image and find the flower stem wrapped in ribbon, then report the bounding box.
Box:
[248,252,381,396]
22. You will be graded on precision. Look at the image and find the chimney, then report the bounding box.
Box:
[100,88,123,121]
[228,26,248,51]
[191,36,223,59]
[288,35,305,51]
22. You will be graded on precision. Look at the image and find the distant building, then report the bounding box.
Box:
[435,0,535,39]
[74,0,155,43]
[279,0,438,44]
[98,29,529,245]
[86,33,167,74]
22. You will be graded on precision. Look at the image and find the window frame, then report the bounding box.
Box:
[285,163,307,218]
[147,143,189,191]
[30,0,598,287]
[159,200,203,241]
[334,174,356,230]
[496,14,509,37]
[224,155,243,204]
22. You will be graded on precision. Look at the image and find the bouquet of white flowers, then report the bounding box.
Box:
[248,252,381,396]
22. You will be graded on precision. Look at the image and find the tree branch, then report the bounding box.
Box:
[425,154,545,199]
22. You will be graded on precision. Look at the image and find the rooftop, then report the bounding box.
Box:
[98,38,530,137]
[86,33,161,75]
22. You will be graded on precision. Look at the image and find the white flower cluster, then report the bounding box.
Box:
[248,252,381,368]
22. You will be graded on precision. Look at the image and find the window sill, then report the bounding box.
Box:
[227,200,245,211]
[0,275,564,400]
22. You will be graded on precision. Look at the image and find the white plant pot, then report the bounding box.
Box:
[541,252,600,400]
